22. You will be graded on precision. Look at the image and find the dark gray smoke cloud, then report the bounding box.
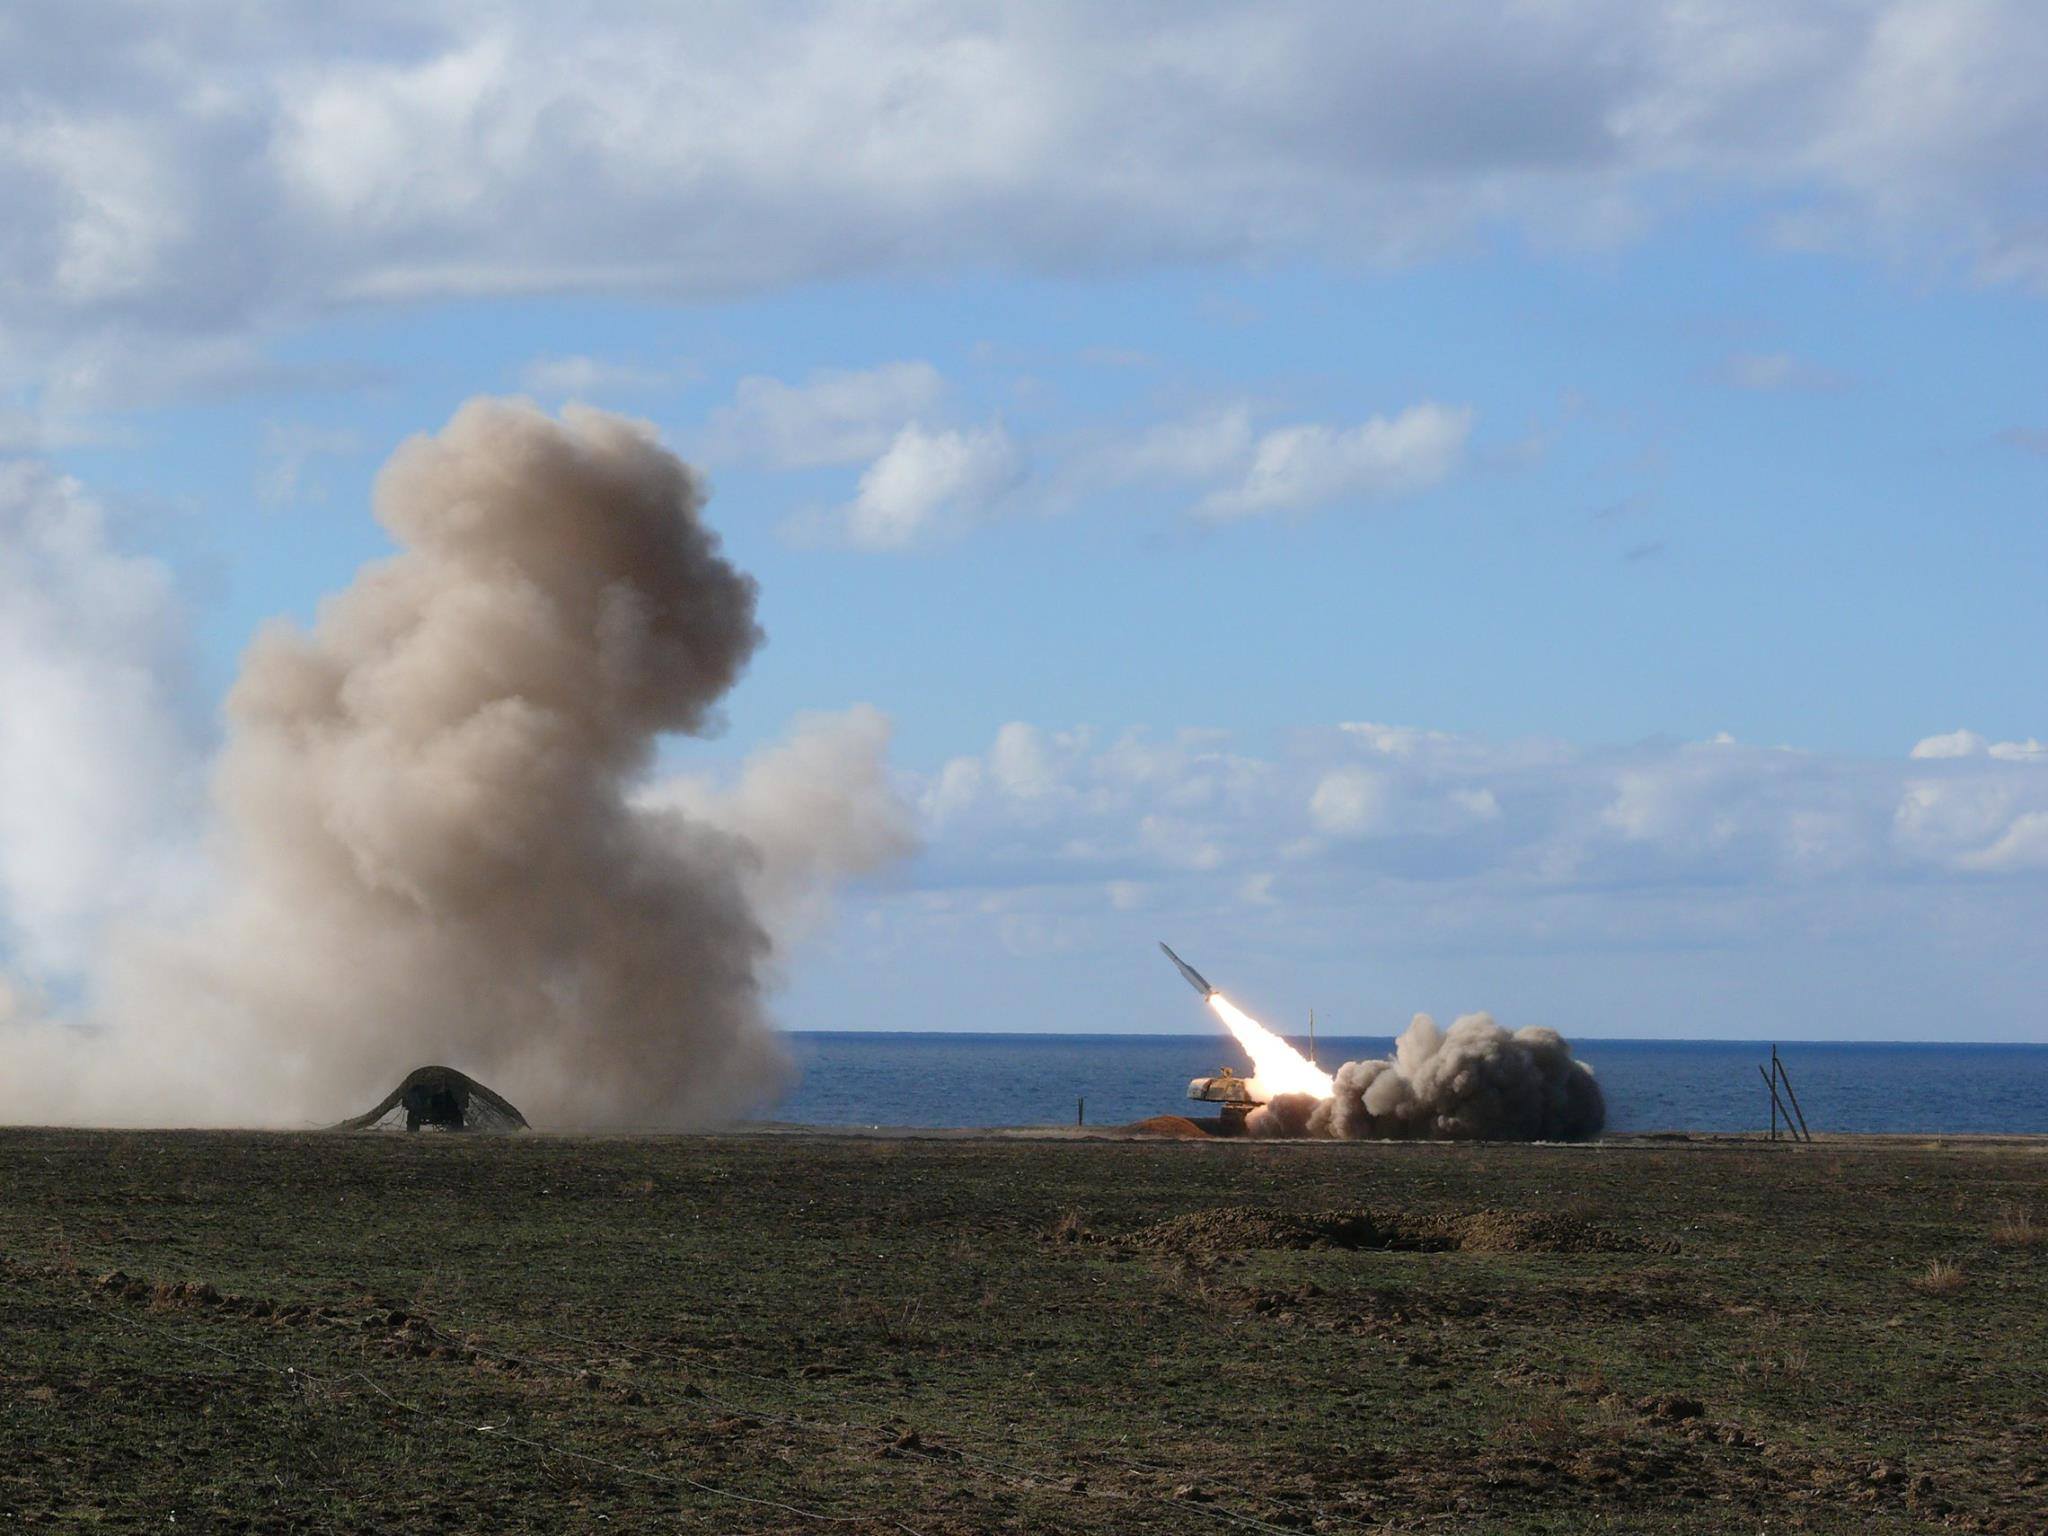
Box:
[3,399,912,1127]
[1245,1012,1605,1141]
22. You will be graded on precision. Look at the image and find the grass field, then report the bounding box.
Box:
[2,1127,2043,1533]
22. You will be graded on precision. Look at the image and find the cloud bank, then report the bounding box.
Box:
[861,717,2048,1040]
[918,720,2048,887]
[8,2,2048,403]
[0,463,201,982]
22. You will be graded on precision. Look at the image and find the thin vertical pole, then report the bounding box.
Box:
[1076,1096,1084,1127]
[1760,1064,1775,1139]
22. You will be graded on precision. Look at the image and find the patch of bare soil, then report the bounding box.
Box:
[76,1263,545,1373]
[1123,1114,1214,1138]
[1128,1204,1674,1257]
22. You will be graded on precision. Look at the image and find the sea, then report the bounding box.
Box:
[770,1033,2048,1136]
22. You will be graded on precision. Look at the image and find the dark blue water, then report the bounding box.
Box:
[771,1034,2048,1135]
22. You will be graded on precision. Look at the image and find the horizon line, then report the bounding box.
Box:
[781,1029,2048,1048]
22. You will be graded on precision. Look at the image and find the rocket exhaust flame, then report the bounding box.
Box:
[1206,993,1335,1101]
[1160,942,1605,1141]
[1160,942,1333,1099]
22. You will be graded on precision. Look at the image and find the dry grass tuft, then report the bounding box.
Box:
[1910,1258,1966,1295]
[1503,1395,1580,1452]
[1990,1204,2039,1248]
[1045,1208,1094,1244]
[1736,1341,1809,1383]
[837,1293,934,1348]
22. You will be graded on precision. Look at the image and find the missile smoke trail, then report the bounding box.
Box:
[1244,1012,1606,1141]
[1,400,912,1128]
[1162,944,1603,1140]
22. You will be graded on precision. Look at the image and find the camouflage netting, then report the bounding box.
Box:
[332,1065,529,1133]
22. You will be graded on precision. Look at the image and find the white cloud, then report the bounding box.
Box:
[255,421,361,506]
[907,716,2048,900]
[799,715,2048,1038]
[1912,729,1990,759]
[708,363,946,469]
[1105,879,1145,911]
[1450,788,1502,822]
[1717,351,1851,392]
[1957,812,2048,872]
[1197,404,1474,520]
[1340,721,1459,758]
[9,4,2048,403]
[1893,778,2014,859]
[1911,729,2047,762]
[27,334,387,417]
[834,422,1022,550]
[517,354,677,400]
[989,722,1061,799]
[0,462,201,980]
[1309,768,1391,836]
[1139,814,1224,871]
[1099,404,1255,483]
[0,405,127,456]
[1088,401,1474,522]
[921,756,986,827]
[1892,735,2048,872]
[9,112,184,307]
[712,363,1026,550]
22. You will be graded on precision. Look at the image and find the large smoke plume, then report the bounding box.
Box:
[2,400,911,1128]
[1245,1012,1605,1141]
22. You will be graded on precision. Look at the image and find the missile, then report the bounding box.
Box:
[1158,941,1216,999]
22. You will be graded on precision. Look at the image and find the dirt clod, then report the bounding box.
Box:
[1635,1393,1706,1421]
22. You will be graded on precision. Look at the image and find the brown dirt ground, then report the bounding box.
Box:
[1,1128,2043,1534]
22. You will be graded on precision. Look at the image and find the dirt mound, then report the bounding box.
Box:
[1130,1205,1671,1257]
[1125,1115,1215,1138]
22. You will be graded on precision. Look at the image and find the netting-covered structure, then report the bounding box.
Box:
[332,1066,529,1133]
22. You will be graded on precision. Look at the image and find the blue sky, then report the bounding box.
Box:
[3,1,2045,1047]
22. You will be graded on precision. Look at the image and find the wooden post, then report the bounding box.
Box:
[1758,1064,1798,1143]
[1076,1097,1084,1127]
[1774,1055,1813,1142]
[1761,1048,1777,1146]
